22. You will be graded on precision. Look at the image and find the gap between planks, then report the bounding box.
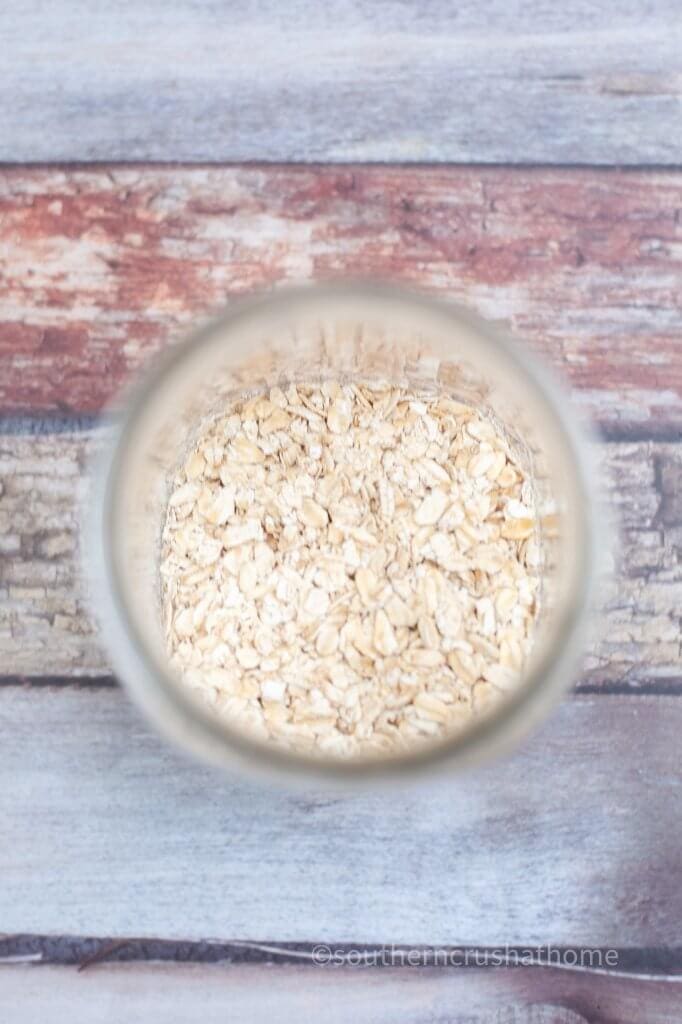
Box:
[2,935,682,975]
[2,676,682,696]
[0,415,680,444]
[6,161,682,171]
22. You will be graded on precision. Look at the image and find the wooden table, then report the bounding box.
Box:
[1,4,681,1022]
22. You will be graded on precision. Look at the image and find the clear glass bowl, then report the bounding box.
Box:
[89,283,600,785]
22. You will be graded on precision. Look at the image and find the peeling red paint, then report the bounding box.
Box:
[0,166,680,430]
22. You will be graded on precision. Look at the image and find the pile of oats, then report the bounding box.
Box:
[161,382,540,759]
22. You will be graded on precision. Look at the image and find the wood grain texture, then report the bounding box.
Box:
[2,2,682,164]
[0,688,680,944]
[1,430,680,685]
[3,964,681,1024]
[0,167,681,434]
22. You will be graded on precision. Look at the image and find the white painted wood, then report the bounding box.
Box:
[0,688,679,944]
[2,2,682,163]
[3,963,680,1024]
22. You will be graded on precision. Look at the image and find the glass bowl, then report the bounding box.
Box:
[89,282,601,785]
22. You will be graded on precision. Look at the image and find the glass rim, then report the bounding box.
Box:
[89,280,602,785]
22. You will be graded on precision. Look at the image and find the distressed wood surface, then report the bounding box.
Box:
[0,688,680,944]
[0,167,681,434]
[4,964,681,1024]
[1,430,680,686]
[2,4,681,1001]
[2,2,682,164]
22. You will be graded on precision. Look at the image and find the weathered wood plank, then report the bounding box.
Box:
[3,964,681,1024]
[0,430,98,675]
[2,2,682,164]
[1,430,680,685]
[0,689,680,944]
[0,167,681,433]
